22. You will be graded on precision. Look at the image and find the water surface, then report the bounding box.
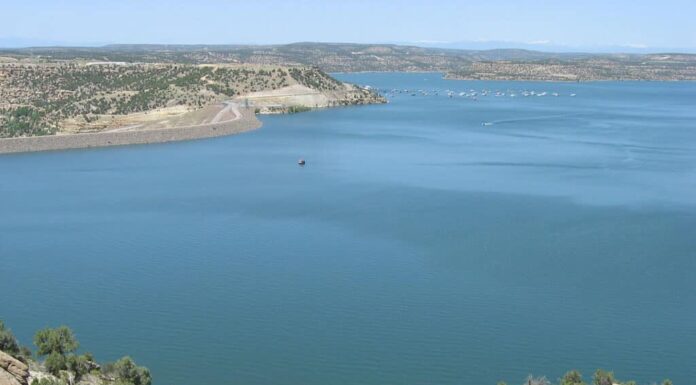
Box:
[1,73,695,385]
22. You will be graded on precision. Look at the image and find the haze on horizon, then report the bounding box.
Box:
[1,0,696,53]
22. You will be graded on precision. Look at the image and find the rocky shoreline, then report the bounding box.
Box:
[0,107,261,155]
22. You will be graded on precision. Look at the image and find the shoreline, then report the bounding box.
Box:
[0,106,261,155]
[335,71,696,82]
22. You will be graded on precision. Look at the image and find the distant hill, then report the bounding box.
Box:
[398,40,696,54]
[1,42,695,80]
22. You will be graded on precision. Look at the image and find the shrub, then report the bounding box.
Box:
[592,369,615,385]
[0,320,32,363]
[66,353,94,381]
[107,356,152,385]
[44,351,67,376]
[287,105,311,114]
[0,320,21,356]
[31,379,66,385]
[561,370,585,385]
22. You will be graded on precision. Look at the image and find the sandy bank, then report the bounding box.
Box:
[0,105,261,155]
[241,84,386,113]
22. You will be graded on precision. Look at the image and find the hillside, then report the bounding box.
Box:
[2,43,696,81]
[446,55,696,81]
[0,62,383,138]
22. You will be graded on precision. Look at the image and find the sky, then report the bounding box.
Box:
[1,0,695,52]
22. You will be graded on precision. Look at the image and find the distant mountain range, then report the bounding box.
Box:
[2,36,694,54]
[2,42,695,80]
[397,40,696,54]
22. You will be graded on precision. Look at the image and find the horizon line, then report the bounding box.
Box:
[1,40,695,55]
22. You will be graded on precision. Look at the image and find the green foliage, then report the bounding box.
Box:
[44,351,67,376]
[106,356,152,385]
[0,62,325,137]
[66,353,94,381]
[287,105,312,114]
[0,107,52,138]
[592,369,615,385]
[34,326,79,356]
[19,346,33,360]
[561,370,586,385]
[31,378,66,385]
[0,320,32,362]
[1,321,151,385]
[0,320,21,356]
[34,326,80,376]
[498,370,673,385]
[31,326,98,380]
[288,67,342,91]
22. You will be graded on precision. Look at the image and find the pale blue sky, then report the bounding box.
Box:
[1,0,695,51]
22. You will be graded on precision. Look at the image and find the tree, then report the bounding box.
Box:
[107,356,151,385]
[34,326,80,376]
[662,380,673,385]
[34,326,79,356]
[592,369,615,385]
[0,320,20,356]
[0,320,32,362]
[561,370,585,385]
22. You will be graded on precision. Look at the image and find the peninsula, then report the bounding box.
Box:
[0,61,384,153]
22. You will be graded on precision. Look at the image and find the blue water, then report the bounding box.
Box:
[1,73,695,385]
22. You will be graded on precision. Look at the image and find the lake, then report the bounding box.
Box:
[1,73,695,385]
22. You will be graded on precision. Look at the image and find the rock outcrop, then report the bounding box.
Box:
[0,350,28,385]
